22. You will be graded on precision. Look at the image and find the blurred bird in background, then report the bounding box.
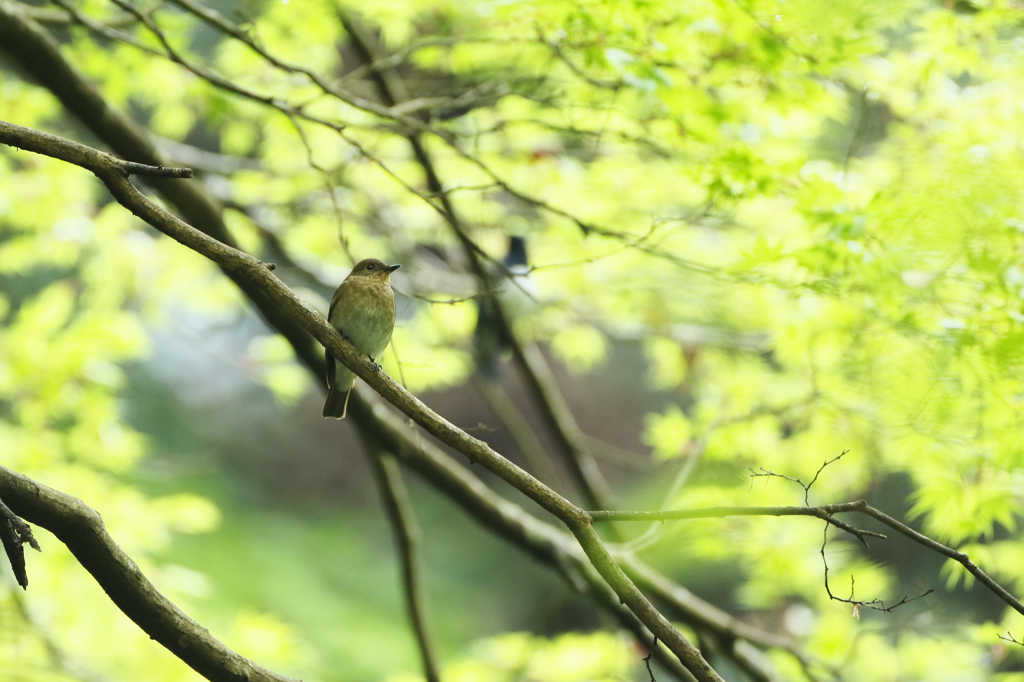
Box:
[323,258,400,419]
[474,236,532,378]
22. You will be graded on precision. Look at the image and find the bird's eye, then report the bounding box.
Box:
[366,264,375,270]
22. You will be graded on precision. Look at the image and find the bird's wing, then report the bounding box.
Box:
[329,282,345,320]
[325,278,350,389]
[325,345,336,388]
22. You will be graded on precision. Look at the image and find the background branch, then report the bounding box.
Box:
[0,12,751,673]
[350,390,811,681]
[0,0,325,376]
[338,11,619,516]
[0,118,723,682]
[0,464,299,682]
[595,500,1024,618]
[360,438,442,682]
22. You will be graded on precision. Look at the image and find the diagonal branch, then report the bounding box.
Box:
[0,118,723,682]
[349,391,698,682]
[0,0,325,376]
[350,389,807,681]
[338,11,619,516]
[855,502,1024,617]
[591,499,1024,618]
[0,464,299,682]
[0,12,808,677]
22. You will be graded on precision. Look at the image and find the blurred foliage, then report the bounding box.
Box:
[387,631,637,682]
[4,0,1024,680]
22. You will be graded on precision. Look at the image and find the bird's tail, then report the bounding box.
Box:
[322,382,353,419]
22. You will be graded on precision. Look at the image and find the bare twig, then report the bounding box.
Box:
[749,451,848,506]
[644,635,659,682]
[998,632,1024,646]
[855,502,1024,617]
[820,525,932,615]
[595,494,1024,620]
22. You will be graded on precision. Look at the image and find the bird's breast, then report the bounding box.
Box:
[329,278,397,359]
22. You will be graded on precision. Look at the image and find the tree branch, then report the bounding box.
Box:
[338,10,620,517]
[0,11,811,677]
[0,0,325,376]
[472,375,561,487]
[855,502,1024,617]
[0,121,192,178]
[348,391,705,681]
[590,503,886,547]
[0,493,40,589]
[360,440,442,682]
[0,119,723,682]
[0,464,299,682]
[593,499,1024,618]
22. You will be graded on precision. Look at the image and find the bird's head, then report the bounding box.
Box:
[348,258,401,281]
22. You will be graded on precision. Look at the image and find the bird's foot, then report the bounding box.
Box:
[368,355,382,371]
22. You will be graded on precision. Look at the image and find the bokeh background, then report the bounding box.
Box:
[4,0,1024,680]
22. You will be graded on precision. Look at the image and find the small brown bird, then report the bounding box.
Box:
[322,258,400,419]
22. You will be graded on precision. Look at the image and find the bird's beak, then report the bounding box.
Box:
[385,264,401,273]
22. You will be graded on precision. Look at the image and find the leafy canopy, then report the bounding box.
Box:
[4,0,1024,680]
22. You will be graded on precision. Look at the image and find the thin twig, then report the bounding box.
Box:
[855,502,1024,616]
[589,503,885,547]
[645,635,659,682]
[999,632,1024,646]
[749,451,848,506]
[819,524,932,615]
[595,494,1024,619]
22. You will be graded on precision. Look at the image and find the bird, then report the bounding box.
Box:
[322,258,400,419]
[474,236,532,378]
